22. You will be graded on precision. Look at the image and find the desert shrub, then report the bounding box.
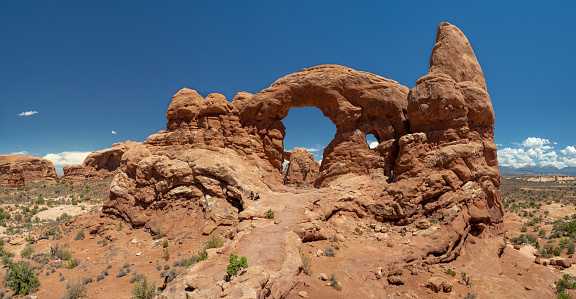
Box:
[195,235,224,262]
[329,273,342,291]
[223,253,248,281]
[123,262,131,269]
[116,222,123,231]
[162,249,170,261]
[324,246,335,257]
[74,229,84,241]
[3,261,40,296]
[66,257,79,269]
[130,273,144,284]
[301,255,312,275]
[162,240,168,248]
[20,244,33,259]
[96,273,105,282]
[554,246,564,256]
[132,274,156,299]
[116,269,127,278]
[511,234,538,245]
[156,263,161,271]
[82,277,92,285]
[204,234,224,250]
[265,209,275,219]
[446,269,457,277]
[160,268,180,284]
[61,277,86,299]
[520,226,527,232]
[164,264,170,270]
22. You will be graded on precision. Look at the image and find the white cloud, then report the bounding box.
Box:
[497,147,536,168]
[304,147,320,152]
[111,130,117,135]
[18,111,38,117]
[43,151,91,167]
[369,141,379,149]
[521,137,550,149]
[10,151,29,155]
[498,137,576,169]
[560,146,576,157]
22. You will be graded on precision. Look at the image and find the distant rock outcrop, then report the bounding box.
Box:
[62,141,139,181]
[283,148,319,186]
[0,155,57,187]
[97,22,503,298]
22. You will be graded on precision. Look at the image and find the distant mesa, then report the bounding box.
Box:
[61,141,140,181]
[0,155,57,188]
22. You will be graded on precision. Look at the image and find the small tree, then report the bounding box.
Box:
[3,260,40,296]
[223,253,248,281]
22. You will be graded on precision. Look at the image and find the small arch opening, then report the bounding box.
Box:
[366,133,379,149]
[282,106,336,168]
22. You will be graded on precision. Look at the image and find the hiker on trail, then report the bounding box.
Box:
[250,191,254,200]
[254,193,260,201]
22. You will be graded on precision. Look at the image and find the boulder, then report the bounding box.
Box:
[283,147,320,186]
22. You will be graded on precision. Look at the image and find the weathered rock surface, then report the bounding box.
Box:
[283,148,320,186]
[99,22,504,298]
[62,141,139,181]
[0,155,57,187]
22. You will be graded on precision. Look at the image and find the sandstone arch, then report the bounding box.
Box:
[233,64,410,186]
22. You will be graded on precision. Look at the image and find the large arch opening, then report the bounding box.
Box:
[282,106,336,167]
[281,106,336,186]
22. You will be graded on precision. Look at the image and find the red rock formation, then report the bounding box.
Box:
[0,155,57,187]
[283,148,320,186]
[62,141,139,181]
[233,64,409,186]
[100,23,503,297]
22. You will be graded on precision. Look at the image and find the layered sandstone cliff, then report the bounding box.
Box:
[0,155,57,187]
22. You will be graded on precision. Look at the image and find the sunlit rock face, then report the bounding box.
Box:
[103,23,502,272]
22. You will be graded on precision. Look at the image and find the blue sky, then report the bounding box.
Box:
[1,1,575,172]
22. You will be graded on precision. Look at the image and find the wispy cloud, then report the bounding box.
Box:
[111,130,117,135]
[10,151,29,155]
[18,111,38,117]
[304,147,320,152]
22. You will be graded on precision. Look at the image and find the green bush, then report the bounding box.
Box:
[554,247,564,256]
[223,253,248,281]
[520,226,528,232]
[132,274,156,299]
[3,260,40,296]
[511,234,538,245]
[162,240,169,248]
[20,244,33,259]
[556,274,576,297]
[162,249,170,261]
[446,269,457,277]
[265,209,275,219]
[196,235,224,262]
[330,273,342,291]
[67,258,80,269]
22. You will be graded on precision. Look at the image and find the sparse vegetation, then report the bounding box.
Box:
[223,253,248,282]
[265,209,275,219]
[61,277,87,299]
[329,273,342,291]
[132,273,156,299]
